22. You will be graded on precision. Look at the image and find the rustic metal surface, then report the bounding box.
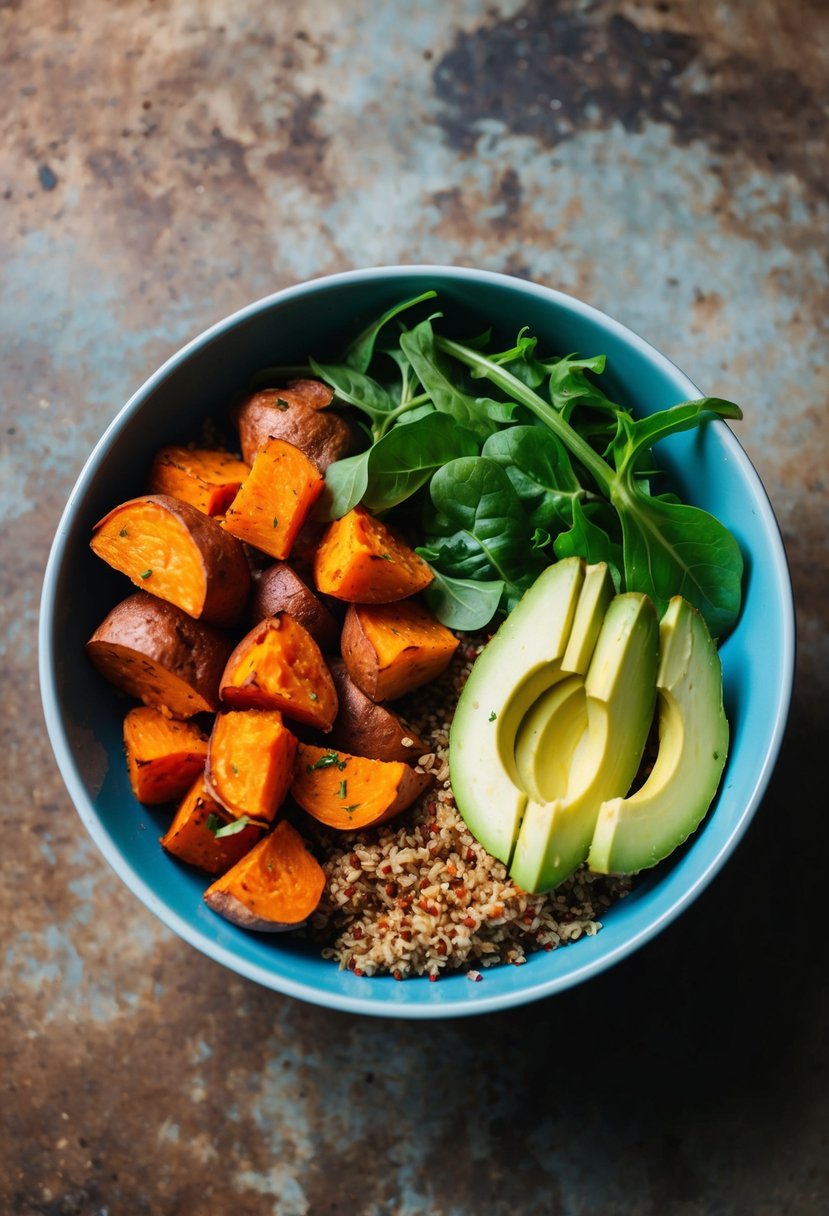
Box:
[2,0,827,1212]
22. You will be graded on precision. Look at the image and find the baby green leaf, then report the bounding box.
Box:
[421,566,504,631]
[400,319,500,441]
[482,426,583,532]
[342,291,438,372]
[309,359,396,420]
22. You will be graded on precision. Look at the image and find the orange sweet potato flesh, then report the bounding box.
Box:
[206,708,297,823]
[123,706,208,804]
[291,743,430,831]
[148,446,250,517]
[313,507,434,603]
[341,600,459,702]
[220,613,338,731]
[161,776,262,874]
[233,384,354,473]
[90,493,250,627]
[223,438,324,561]
[250,562,340,652]
[204,819,326,931]
[327,659,426,763]
[87,593,234,717]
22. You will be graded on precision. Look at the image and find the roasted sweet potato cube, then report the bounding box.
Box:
[232,382,354,473]
[90,493,250,626]
[250,562,340,652]
[220,613,338,731]
[204,820,326,931]
[148,446,250,517]
[341,600,459,701]
[327,659,426,762]
[161,777,262,874]
[123,706,208,804]
[291,743,430,830]
[206,709,298,823]
[86,593,234,718]
[313,506,433,603]
[222,437,324,561]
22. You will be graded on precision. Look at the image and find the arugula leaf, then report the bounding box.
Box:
[424,457,546,612]
[342,291,437,373]
[421,567,504,631]
[436,334,744,636]
[481,426,583,532]
[400,319,500,441]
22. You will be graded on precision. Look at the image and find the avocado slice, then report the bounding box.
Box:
[510,593,659,893]
[587,596,729,875]
[450,557,601,863]
[513,675,587,803]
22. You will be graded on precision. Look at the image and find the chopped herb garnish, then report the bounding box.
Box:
[119,527,128,538]
[231,762,239,776]
[272,517,279,528]
[488,711,497,722]
[275,397,290,410]
[207,813,253,838]
[139,569,152,579]
[380,552,394,561]
[343,804,360,814]
[308,691,319,701]
[307,751,348,772]
[338,779,348,799]
[213,814,252,838]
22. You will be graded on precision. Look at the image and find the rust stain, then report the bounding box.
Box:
[433,0,829,204]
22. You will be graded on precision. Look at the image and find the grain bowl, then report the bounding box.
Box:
[39,266,794,1017]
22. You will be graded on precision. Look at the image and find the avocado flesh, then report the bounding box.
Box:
[587,596,729,875]
[449,558,587,863]
[514,676,587,803]
[510,593,659,893]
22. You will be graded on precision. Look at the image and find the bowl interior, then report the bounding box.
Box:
[40,267,794,1016]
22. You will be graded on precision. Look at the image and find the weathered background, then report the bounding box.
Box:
[2,1,827,1212]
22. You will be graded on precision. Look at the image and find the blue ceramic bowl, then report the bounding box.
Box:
[39,266,795,1018]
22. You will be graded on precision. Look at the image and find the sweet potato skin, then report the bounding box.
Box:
[233,387,355,473]
[204,819,325,931]
[220,613,338,731]
[340,601,459,702]
[123,706,209,804]
[91,493,250,626]
[250,562,340,652]
[292,743,431,830]
[327,659,426,762]
[86,592,234,717]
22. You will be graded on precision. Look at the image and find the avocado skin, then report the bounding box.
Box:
[587,596,729,876]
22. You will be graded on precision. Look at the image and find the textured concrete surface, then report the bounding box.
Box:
[2,1,828,1212]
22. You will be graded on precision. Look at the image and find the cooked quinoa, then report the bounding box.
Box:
[307,638,633,980]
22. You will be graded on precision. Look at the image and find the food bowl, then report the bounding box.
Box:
[39,266,795,1018]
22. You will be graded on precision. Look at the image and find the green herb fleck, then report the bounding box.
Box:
[119,527,128,538]
[380,552,394,561]
[139,569,152,579]
[272,517,279,528]
[275,397,290,410]
[488,711,497,722]
[338,779,348,799]
[342,804,361,814]
[231,762,239,776]
[307,751,348,773]
[308,691,319,701]
[206,812,222,834]
[213,814,252,839]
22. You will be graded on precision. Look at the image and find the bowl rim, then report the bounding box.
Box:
[38,264,796,1017]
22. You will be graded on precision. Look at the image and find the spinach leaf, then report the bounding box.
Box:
[342,291,437,372]
[436,333,745,636]
[421,567,504,631]
[553,499,623,586]
[320,449,372,518]
[481,425,583,532]
[424,457,546,612]
[308,359,396,421]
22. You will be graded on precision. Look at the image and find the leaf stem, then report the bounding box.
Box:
[436,336,614,496]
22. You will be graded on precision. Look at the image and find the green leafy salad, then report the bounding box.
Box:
[263,290,743,640]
